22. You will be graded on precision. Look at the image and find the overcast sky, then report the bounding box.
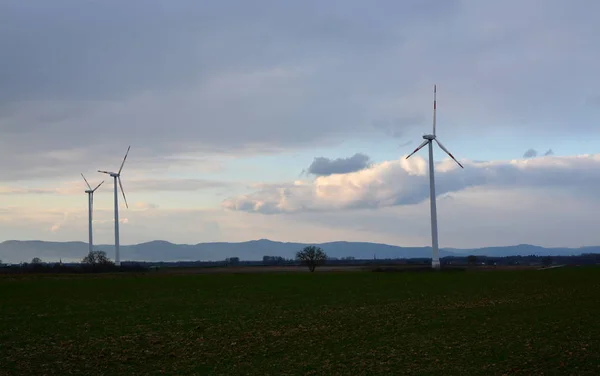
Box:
[2,0,600,257]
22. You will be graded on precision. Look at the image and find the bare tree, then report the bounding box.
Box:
[31,257,42,264]
[296,246,327,272]
[82,250,113,266]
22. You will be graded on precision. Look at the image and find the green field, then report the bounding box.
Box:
[1,267,599,375]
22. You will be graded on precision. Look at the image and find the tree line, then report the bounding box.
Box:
[2,248,599,274]
[224,246,328,271]
[0,246,330,273]
[0,250,145,274]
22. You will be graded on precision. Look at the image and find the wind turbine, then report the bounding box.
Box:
[405,85,464,270]
[81,174,104,254]
[98,146,130,266]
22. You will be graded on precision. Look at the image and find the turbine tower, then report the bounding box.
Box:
[81,174,104,254]
[405,85,464,270]
[98,146,130,266]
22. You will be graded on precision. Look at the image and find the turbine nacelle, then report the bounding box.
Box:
[98,170,119,178]
[81,173,104,194]
[97,147,130,209]
[406,87,463,169]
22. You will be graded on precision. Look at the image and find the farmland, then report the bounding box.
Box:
[1,267,599,375]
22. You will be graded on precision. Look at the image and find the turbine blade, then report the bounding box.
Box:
[118,145,131,175]
[118,176,129,209]
[92,180,104,192]
[81,173,92,190]
[433,84,437,136]
[405,140,429,160]
[98,170,111,175]
[434,139,464,168]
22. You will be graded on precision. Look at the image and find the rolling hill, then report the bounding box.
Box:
[1,239,599,264]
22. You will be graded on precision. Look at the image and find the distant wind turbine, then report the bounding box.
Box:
[405,85,464,270]
[81,174,104,254]
[98,146,131,266]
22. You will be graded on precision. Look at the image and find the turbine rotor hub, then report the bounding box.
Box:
[423,134,436,140]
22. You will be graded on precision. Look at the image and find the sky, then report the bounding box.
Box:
[2,0,600,255]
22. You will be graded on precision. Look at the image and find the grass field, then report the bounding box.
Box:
[1,267,599,375]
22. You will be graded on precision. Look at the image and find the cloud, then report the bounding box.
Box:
[125,178,235,193]
[0,206,366,253]
[371,118,424,139]
[306,153,372,176]
[222,153,600,214]
[4,0,600,258]
[0,178,236,197]
[134,202,159,210]
[3,185,600,263]
[49,211,72,233]
[523,148,555,159]
[1,0,600,181]
[0,187,55,195]
[588,95,600,106]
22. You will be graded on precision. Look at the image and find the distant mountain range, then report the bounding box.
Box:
[1,239,599,264]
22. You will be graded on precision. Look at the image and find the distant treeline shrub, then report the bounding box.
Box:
[0,262,149,275]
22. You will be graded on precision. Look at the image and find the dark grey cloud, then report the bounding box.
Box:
[0,1,210,103]
[307,153,372,176]
[587,95,600,106]
[1,0,599,182]
[371,117,425,139]
[523,148,554,158]
[0,0,447,104]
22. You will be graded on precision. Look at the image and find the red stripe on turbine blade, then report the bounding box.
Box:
[434,101,436,109]
[448,153,464,168]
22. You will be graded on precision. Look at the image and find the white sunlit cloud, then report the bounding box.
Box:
[222,154,600,214]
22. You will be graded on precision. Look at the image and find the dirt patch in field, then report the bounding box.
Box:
[156,265,368,275]
[154,264,539,275]
[0,264,546,280]
[468,265,539,271]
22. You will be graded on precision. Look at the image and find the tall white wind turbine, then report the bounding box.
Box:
[98,146,130,266]
[81,174,104,254]
[405,86,464,270]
